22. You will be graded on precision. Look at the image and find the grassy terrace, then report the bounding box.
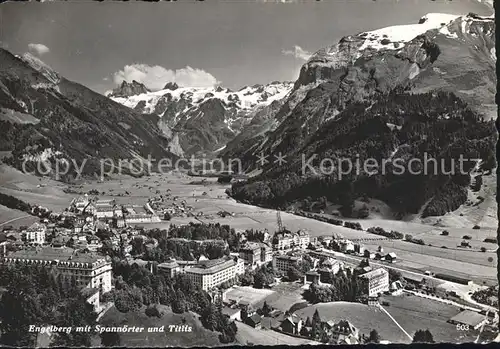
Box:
[99,305,222,347]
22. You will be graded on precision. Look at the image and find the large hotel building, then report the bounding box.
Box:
[272,230,310,250]
[272,255,302,273]
[357,268,389,297]
[239,242,273,269]
[2,246,112,293]
[158,256,245,291]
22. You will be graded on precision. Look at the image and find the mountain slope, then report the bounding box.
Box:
[224,12,495,170]
[227,12,496,219]
[0,49,176,180]
[109,81,293,156]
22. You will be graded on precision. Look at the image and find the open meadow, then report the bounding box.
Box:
[235,322,318,346]
[379,294,478,343]
[98,305,222,347]
[295,301,411,344]
[0,169,496,285]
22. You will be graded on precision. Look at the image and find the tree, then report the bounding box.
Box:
[412,329,434,343]
[172,290,187,314]
[305,316,312,328]
[287,266,303,282]
[261,301,272,317]
[100,331,121,347]
[253,269,274,289]
[50,295,98,347]
[145,305,162,318]
[311,309,322,337]
[388,269,402,283]
[367,329,380,343]
[358,258,370,268]
[200,304,218,331]
[0,288,41,347]
[358,204,370,218]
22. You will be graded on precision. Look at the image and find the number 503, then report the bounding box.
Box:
[456,324,470,331]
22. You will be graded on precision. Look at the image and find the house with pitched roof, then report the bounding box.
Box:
[280,314,302,335]
[327,320,360,344]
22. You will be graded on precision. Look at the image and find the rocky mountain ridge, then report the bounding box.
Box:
[0,49,176,180]
[109,81,293,156]
[223,12,496,167]
[226,12,496,220]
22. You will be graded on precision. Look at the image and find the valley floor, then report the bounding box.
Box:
[0,167,497,285]
[0,166,498,345]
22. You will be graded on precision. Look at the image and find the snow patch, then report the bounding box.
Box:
[214,145,227,153]
[16,99,28,113]
[31,82,61,93]
[111,82,293,116]
[439,25,459,39]
[22,148,62,162]
[408,63,420,80]
[433,67,447,75]
[21,53,61,85]
[357,13,459,52]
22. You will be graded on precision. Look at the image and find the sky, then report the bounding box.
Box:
[0,0,493,94]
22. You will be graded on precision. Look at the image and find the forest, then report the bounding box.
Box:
[0,265,97,347]
[230,91,496,217]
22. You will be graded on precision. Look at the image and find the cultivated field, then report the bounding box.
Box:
[224,282,307,314]
[0,165,73,211]
[235,322,318,346]
[294,301,411,344]
[99,305,222,347]
[379,294,478,343]
[0,169,496,286]
[225,286,274,307]
[0,204,38,228]
[260,282,307,312]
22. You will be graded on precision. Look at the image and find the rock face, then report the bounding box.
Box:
[109,81,293,156]
[225,12,496,170]
[226,12,496,219]
[0,49,175,180]
[163,82,179,90]
[108,80,151,98]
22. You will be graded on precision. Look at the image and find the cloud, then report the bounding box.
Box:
[28,43,50,56]
[281,45,312,61]
[112,64,219,90]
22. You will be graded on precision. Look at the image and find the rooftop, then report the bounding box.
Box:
[221,307,241,317]
[248,313,262,325]
[275,255,300,261]
[450,310,486,327]
[81,287,99,298]
[26,222,46,232]
[6,246,108,265]
[185,257,236,275]
[240,242,261,251]
[158,260,179,268]
[333,320,357,334]
[358,268,387,279]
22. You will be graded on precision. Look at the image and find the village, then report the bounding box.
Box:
[0,190,498,345]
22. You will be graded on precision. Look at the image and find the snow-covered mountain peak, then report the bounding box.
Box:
[352,13,460,53]
[109,80,294,155]
[109,81,293,116]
